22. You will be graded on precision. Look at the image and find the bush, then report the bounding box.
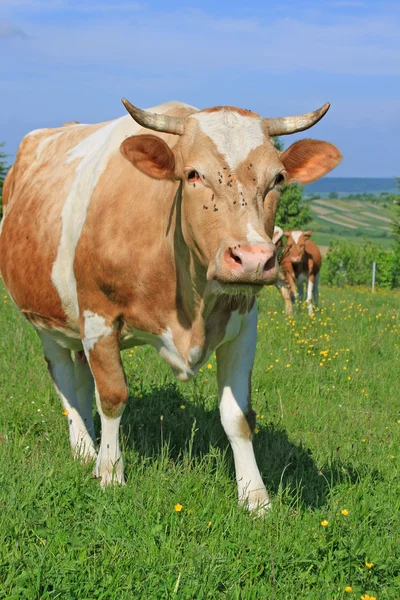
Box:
[322,239,396,289]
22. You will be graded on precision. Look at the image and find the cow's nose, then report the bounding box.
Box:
[225,244,276,277]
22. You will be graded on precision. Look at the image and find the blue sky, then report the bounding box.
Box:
[1,0,399,177]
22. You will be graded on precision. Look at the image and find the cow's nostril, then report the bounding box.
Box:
[229,248,242,265]
[264,255,276,272]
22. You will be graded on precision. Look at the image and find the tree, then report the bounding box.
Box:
[0,143,10,219]
[273,137,312,230]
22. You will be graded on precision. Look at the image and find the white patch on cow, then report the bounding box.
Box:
[95,389,124,486]
[35,131,65,160]
[216,302,270,513]
[189,345,203,366]
[83,310,113,352]
[158,327,197,381]
[51,102,185,323]
[291,230,303,244]
[246,223,267,245]
[192,110,264,170]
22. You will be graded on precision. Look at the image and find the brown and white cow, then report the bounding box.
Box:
[280,230,322,315]
[0,99,341,513]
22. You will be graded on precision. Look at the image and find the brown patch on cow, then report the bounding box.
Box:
[22,311,67,329]
[88,332,128,418]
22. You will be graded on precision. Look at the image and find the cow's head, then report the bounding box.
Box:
[284,230,312,264]
[120,100,341,295]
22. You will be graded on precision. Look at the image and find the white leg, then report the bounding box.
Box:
[38,332,97,460]
[216,303,270,514]
[306,278,314,315]
[94,389,124,487]
[74,352,95,441]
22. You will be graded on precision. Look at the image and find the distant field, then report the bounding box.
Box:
[304,196,395,250]
[1,280,400,598]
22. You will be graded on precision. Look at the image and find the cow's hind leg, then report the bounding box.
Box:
[82,321,128,487]
[74,351,95,442]
[38,332,97,460]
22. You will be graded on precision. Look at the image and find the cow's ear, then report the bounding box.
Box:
[303,230,312,239]
[280,140,342,184]
[272,227,283,245]
[120,134,177,180]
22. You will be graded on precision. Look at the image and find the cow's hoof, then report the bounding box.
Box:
[242,489,271,517]
[72,441,97,463]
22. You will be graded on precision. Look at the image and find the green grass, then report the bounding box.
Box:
[1,280,400,599]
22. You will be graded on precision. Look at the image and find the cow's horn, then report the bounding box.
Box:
[264,102,330,136]
[122,98,185,135]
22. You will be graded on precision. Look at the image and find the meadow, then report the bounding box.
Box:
[0,278,399,599]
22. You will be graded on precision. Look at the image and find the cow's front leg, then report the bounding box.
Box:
[82,319,128,487]
[276,274,293,315]
[216,303,270,514]
[306,274,315,315]
[285,270,298,304]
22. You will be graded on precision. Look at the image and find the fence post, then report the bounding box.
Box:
[372,262,376,293]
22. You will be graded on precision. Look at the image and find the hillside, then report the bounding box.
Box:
[304,194,395,251]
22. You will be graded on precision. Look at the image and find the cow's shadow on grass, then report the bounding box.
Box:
[105,382,365,510]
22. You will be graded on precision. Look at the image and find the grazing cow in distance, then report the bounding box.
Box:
[280,230,322,315]
[273,226,293,314]
[0,98,341,514]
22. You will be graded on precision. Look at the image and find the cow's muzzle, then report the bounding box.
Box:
[210,242,278,289]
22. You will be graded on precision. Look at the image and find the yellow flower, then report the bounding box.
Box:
[62,409,69,416]
[187,509,192,515]
[397,420,400,424]
[180,405,185,410]
[361,595,376,600]
[365,561,374,569]
[207,364,213,369]
[286,364,291,368]
[320,519,328,527]
[341,509,349,516]
[174,503,183,512]
[361,439,367,443]
[254,427,260,434]
[344,586,353,592]
[207,521,212,527]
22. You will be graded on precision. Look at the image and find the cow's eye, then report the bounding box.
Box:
[274,171,286,188]
[186,169,201,184]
